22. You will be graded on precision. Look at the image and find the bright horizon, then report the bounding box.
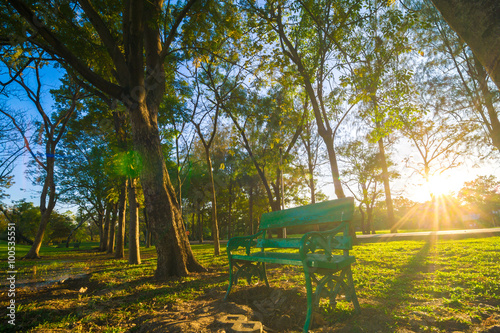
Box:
[5,147,499,213]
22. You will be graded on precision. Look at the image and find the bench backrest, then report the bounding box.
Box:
[259,197,354,231]
[256,198,354,250]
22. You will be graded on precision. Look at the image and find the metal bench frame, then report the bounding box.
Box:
[224,197,360,333]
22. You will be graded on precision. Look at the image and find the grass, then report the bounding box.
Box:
[0,237,499,332]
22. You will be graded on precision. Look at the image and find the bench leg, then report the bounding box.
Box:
[261,262,270,288]
[303,268,314,333]
[224,258,235,300]
[225,261,270,301]
[346,265,361,313]
[303,265,360,332]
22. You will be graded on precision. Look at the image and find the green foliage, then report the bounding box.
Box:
[458,175,500,226]
[45,211,74,244]
[6,200,41,242]
[344,0,421,141]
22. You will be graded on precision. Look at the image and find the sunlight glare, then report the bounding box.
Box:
[427,174,454,198]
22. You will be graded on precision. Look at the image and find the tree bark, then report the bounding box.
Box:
[228,178,233,240]
[97,210,105,251]
[358,204,366,235]
[197,200,203,243]
[377,135,396,233]
[107,202,117,254]
[24,155,57,259]
[143,207,151,248]
[473,56,500,151]
[204,147,220,255]
[102,203,111,252]
[115,178,127,259]
[128,177,141,264]
[430,0,500,90]
[138,0,205,277]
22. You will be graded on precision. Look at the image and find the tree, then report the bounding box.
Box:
[226,86,305,214]
[430,0,500,90]
[415,2,500,153]
[46,210,74,244]
[190,61,230,256]
[244,0,366,199]
[5,0,206,277]
[0,56,82,258]
[346,1,418,232]
[115,150,142,264]
[57,107,114,253]
[458,175,500,227]
[402,115,478,200]
[0,200,39,244]
[338,140,387,234]
[295,98,328,205]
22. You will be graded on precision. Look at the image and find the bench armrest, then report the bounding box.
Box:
[299,223,351,260]
[227,231,265,255]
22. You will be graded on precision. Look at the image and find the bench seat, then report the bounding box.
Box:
[231,252,355,270]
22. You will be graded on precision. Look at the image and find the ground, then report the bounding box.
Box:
[1,237,500,332]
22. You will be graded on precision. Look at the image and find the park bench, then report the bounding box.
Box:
[225,197,360,333]
[73,241,81,249]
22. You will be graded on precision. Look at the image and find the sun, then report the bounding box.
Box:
[426,174,455,198]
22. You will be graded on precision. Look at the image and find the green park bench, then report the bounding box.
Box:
[225,197,360,333]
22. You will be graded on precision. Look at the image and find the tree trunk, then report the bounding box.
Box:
[107,202,117,254]
[473,56,500,151]
[133,0,205,277]
[323,135,345,199]
[228,179,233,240]
[249,183,254,235]
[204,147,220,256]
[358,204,367,235]
[97,211,105,252]
[24,156,56,259]
[115,178,127,259]
[128,177,141,265]
[143,207,151,248]
[197,201,203,243]
[376,135,396,233]
[430,0,500,90]
[367,205,376,234]
[129,102,205,277]
[191,207,196,242]
[102,203,111,252]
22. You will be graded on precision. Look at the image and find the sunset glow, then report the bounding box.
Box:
[427,174,455,198]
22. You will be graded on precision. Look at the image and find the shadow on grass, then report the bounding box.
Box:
[378,239,434,307]
[11,268,229,332]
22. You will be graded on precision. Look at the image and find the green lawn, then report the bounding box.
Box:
[0,238,499,332]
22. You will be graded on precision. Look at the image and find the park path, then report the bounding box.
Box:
[356,227,500,242]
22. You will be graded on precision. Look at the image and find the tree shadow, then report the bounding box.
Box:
[376,238,435,308]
